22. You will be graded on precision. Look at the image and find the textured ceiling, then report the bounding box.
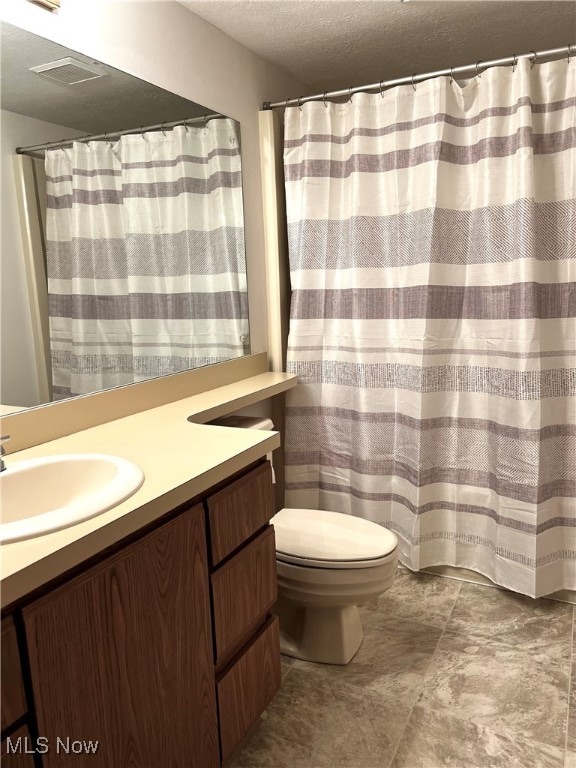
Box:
[180,0,576,95]
[0,23,211,135]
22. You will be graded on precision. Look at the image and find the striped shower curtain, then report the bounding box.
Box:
[46,119,248,399]
[284,58,576,598]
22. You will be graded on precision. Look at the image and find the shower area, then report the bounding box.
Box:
[261,45,575,599]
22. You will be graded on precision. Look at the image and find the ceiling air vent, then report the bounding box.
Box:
[29,58,107,85]
[28,0,60,9]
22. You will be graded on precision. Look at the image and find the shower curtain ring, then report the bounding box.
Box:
[348,87,353,102]
[323,92,328,108]
[161,123,167,136]
[567,44,572,64]
[449,66,454,85]
[411,73,417,91]
[285,97,290,110]
[511,54,517,73]
[379,80,384,97]
[475,60,483,78]
[530,50,537,69]
[140,126,146,141]
[297,97,302,111]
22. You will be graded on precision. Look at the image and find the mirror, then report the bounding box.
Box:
[0,23,249,414]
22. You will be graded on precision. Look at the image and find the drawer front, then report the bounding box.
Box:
[217,616,281,764]
[1,726,36,768]
[1,618,27,731]
[211,526,277,665]
[207,462,274,566]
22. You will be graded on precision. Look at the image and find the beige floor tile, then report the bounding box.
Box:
[231,666,412,768]
[240,571,573,767]
[290,617,443,701]
[446,584,573,659]
[418,630,570,749]
[567,661,576,752]
[363,567,463,630]
[391,705,565,768]
[280,657,295,684]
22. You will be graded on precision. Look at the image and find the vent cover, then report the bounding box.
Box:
[29,57,107,85]
[27,0,61,9]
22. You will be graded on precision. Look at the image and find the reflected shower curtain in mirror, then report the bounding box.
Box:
[284,59,576,598]
[45,119,248,399]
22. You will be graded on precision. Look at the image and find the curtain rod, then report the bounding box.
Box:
[15,113,225,156]
[263,45,574,110]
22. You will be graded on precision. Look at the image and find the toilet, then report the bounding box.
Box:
[271,507,398,665]
[210,415,399,666]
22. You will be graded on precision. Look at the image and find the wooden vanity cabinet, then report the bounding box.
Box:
[1,726,36,768]
[205,460,281,763]
[23,504,219,768]
[1,459,280,768]
[1,618,33,768]
[1,618,27,732]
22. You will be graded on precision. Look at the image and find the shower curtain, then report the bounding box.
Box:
[283,58,576,598]
[45,119,248,399]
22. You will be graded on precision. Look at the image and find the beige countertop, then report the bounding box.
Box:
[0,376,293,609]
[0,405,26,416]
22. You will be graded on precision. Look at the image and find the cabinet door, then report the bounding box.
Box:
[1,617,27,731]
[23,506,219,768]
[1,726,36,768]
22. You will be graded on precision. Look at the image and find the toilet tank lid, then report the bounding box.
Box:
[271,508,398,562]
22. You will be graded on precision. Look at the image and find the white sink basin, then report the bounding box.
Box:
[0,454,145,544]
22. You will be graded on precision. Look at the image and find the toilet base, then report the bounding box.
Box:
[275,594,364,665]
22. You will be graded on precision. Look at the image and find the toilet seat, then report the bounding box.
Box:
[271,508,398,570]
[276,549,397,570]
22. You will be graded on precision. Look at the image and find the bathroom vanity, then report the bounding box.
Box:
[1,459,279,767]
[0,364,297,767]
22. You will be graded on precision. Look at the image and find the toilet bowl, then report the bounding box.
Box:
[271,508,398,665]
[209,416,398,665]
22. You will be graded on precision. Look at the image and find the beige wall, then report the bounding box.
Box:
[0,0,305,390]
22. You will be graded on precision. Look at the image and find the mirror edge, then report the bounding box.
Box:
[0,352,269,454]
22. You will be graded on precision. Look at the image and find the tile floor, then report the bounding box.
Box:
[231,567,576,768]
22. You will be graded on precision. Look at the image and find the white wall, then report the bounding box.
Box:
[0,1,307,405]
[0,110,83,407]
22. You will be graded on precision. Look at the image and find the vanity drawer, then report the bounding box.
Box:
[1,617,27,732]
[206,462,274,566]
[217,616,281,764]
[211,525,277,665]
